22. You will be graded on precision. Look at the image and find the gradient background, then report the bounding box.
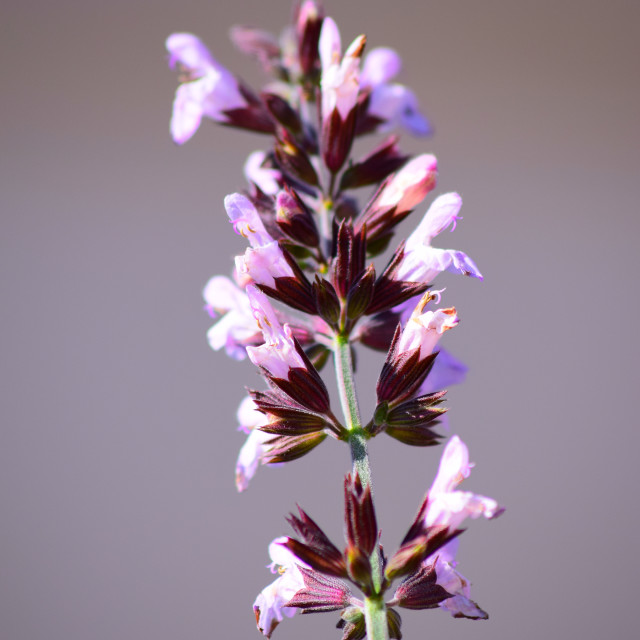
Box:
[2,1,639,639]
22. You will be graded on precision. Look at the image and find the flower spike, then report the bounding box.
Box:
[169,3,501,638]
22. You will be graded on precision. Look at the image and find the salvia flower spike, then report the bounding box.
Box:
[166,2,501,638]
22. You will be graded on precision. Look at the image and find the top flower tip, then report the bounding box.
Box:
[166,32,215,70]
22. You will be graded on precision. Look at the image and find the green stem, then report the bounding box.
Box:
[333,334,389,640]
[334,334,361,431]
[364,596,389,640]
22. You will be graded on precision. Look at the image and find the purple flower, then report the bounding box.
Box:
[423,436,502,619]
[425,435,503,531]
[166,33,247,144]
[226,193,274,247]
[396,295,460,361]
[235,243,296,289]
[360,47,431,136]
[245,285,306,379]
[396,192,483,284]
[431,540,489,620]
[202,275,260,360]
[254,537,307,637]
[235,396,274,492]
[372,154,438,213]
[226,193,297,288]
[244,151,282,195]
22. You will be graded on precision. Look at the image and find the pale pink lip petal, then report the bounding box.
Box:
[202,275,257,360]
[170,84,204,145]
[253,538,307,636]
[244,285,305,379]
[166,32,216,70]
[396,192,482,284]
[244,151,281,195]
[225,193,273,247]
[236,242,295,289]
[236,427,270,492]
[407,193,463,249]
[319,17,341,74]
[166,32,247,143]
[202,275,247,315]
[426,435,503,529]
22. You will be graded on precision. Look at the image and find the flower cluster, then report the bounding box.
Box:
[166,3,500,639]
[255,438,502,637]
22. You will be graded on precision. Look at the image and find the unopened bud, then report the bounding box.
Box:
[263,93,303,133]
[374,154,438,212]
[276,189,319,247]
[275,132,320,186]
[313,277,341,327]
[297,1,324,76]
[346,545,374,593]
[346,264,376,320]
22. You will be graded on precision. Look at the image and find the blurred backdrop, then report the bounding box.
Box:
[2,1,639,639]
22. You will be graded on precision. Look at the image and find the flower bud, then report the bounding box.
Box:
[296,1,324,76]
[387,608,403,640]
[377,153,437,209]
[319,19,365,172]
[262,432,328,464]
[339,135,408,190]
[285,566,352,613]
[276,189,319,247]
[263,92,303,133]
[229,25,281,74]
[346,264,376,320]
[392,564,452,610]
[275,131,320,186]
[313,277,341,327]
[357,154,437,242]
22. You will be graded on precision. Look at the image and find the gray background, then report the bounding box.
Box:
[2,0,639,639]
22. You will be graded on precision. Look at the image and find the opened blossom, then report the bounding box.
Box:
[360,47,431,136]
[202,275,260,359]
[166,33,248,144]
[170,4,499,638]
[245,286,306,378]
[396,192,483,284]
[420,436,502,619]
[244,151,282,195]
[227,193,296,288]
[254,537,307,638]
[396,296,460,360]
[431,540,489,620]
[235,396,274,492]
[426,435,503,531]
